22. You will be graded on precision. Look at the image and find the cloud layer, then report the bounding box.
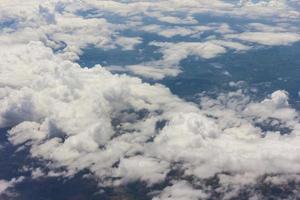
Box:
[0,0,300,199]
[1,41,300,199]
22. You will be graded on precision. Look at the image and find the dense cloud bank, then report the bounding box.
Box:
[0,0,300,199]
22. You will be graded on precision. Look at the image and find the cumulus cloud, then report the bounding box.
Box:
[244,90,298,121]
[1,0,298,81]
[0,177,24,195]
[1,42,300,199]
[119,40,250,80]
[129,40,249,79]
[1,0,300,199]
[1,42,186,186]
[0,180,13,195]
[153,181,207,200]
[113,156,170,186]
[115,36,142,50]
[139,25,213,38]
[151,41,227,61]
[126,65,181,80]
[145,12,198,25]
[226,31,300,45]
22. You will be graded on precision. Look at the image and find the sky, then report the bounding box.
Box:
[0,0,300,199]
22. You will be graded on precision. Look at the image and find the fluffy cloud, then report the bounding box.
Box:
[1,42,186,186]
[120,40,250,79]
[126,65,181,80]
[145,12,198,25]
[151,41,227,61]
[1,0,299,81]
[0,177,24,195]
[1,0,300,199]
[1,42,300,199]
[245,90,298,121]
[115,36,142,50]
[153,181,207,200]
[139,25,213,38]
[113,156,170,186]
[226,32,300,45]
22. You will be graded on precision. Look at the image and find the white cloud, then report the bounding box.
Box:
[0,0,300,199]
[113,156,170,186]
[151,41,226,63]
[0,43,300,192]
[0,0,298,83]
[108,64,181,80]
[153,181,207,200]
[126,65,181,80]
[115,36,142,50]
[0,180,12,195]
[120,40,249,80]
[139,25,212,38]
[1,38,300,197]
[2,42,300,195]
[151,40,250,64]
[246,22,288,32]
[226,32,300,45]
[244,90,298,121]
[0,177,24,195]
[145,12,198,25]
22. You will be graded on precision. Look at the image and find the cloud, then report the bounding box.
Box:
[118,40,249,80]
[113,156,170,186]
[153,181,207,200]
[244,90,298,121]
[0,180,13,195]
[151,40,250,63]
[226,32,300,45]
[0,0,298,83]
[0,177,24,195]
[115,36,142,50]
[1,42,300,199]
[246,22,289,32]
[0,0,300,199]
[145,12,198,25]
[1,42,184,186]
[126,65,181,80]
[139,25,212,38]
